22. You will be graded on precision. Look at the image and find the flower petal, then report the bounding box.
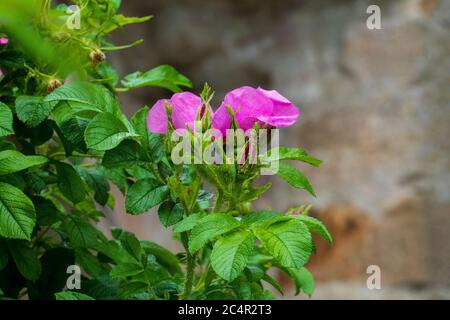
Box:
[147,99,169,134]
[213,86,273,134]
[170,92,202,131]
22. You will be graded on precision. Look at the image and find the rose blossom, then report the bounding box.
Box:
[212,86,300,135]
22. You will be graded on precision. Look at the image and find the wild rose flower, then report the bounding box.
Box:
[147,92,205,134]
[212,86,300,135]
[0,38,8,45]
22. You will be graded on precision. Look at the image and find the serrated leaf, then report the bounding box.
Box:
[140,240,181,275]
[85,113,136,151]
[0,102,13,137]
[0,182,36,240]
[93,240,136,265]
[63,215,98,248]
[110,263,143,278]
[111,228,142,261]
[80,169,110,206]
[55,162,86,203]
[59,117,89,153]
[7,240,41,281]
[287,267,315,297]
[211,231,255,281]
[15,95,57,127]
[240,211,282,227]
[158,201,184,227]
[295,214,333,244]
[75,249,108,278]
[0,150,48,175]
[122,65,192,92]
[45,82,115,113]
[102,139,143,168]
[263,147,322,167]
[31,196,59,227]
[276,162,316,197]
[239,182,272,202]
[252,219,312,269]
[173,213,205,233]
[117,281,148,299]
[55,291,95,300]
[125,179,169,214]
[189,213,241,254]
[262,273,284,295]
[99,14,152,35]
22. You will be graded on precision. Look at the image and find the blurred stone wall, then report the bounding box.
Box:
[107,0,450,299]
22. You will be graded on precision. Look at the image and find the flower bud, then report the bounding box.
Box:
[89,49,106,65]
[47,79,62,93]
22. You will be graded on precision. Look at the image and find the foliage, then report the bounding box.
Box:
[0,0,331,300]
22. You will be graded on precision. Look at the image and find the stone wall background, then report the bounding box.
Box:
[104,0,450,299]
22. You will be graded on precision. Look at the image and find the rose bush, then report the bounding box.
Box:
[0,0,331,300]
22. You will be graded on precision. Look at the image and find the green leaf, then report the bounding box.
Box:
[276,162,316,197]
[252,219,312,269]
[125,179,169,214]
[111,228,142,261]
[0,182,36,240]
[264,147,322,167]
[0,102,13,137]
[110,263,143,278]
[173,212,205,233]
[295,214,333,244]
[59,117,89,153]
[0,150,48,175]
[85,112,136,151]
[241,210,282,227]
[7,240,41,281]
[75,249,108,278]
[99,14,152,35]
[102,139,143,168]
[122,65,192,92]
[239,182,272,202]
[55,162,86,203]
[45,82,115,114]
[158,201,184,227]
[80,169,110,206]
[116,281,148,299]
[63,215,98,248]
[189,213,241,254]
[93,240,136,265]
[262,273,284,295]
[141,240,181,275]
[287,267,315,297]
[31,196,59,227]
[211,230,255,281]
[55,291,95,300]
[15,96,57,127]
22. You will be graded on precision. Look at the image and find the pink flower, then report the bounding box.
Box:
[212,86,300,135]
[147,92,204,134]
[0,38,8,45]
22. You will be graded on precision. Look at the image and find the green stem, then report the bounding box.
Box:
[213,189,223,212]
[181,232,195,300]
